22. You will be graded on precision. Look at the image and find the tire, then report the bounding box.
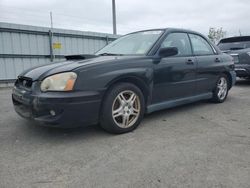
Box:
[211,74,229,103]
[100,83,145,134]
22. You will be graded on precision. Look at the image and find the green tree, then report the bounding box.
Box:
[208,27,226,44]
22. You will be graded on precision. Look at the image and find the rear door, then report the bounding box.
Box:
[152,32,197,104]
[188,33,220,94]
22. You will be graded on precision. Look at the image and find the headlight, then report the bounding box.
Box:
[41,72,77,92]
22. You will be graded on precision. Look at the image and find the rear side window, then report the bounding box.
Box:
[161,33,192,56]
[189,34,214,55]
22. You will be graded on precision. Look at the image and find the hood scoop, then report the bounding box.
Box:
[65,54,97,60]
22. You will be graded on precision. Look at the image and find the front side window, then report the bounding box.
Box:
[160,32,192,56]
[189,34,214,55]
[95,30,163,55]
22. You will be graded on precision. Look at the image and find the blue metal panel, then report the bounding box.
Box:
[0,22,119,81]
[0,58,6,79]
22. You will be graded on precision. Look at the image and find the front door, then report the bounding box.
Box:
[152,32,197,104]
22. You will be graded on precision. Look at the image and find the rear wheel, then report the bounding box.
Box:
[211,74,229,103]
[100,83,145,134]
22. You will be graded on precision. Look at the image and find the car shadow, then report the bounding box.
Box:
[19,100,211,143]
[21,120,114,143]
[235,78,250,86]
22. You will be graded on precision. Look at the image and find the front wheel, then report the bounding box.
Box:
[211,74,229,103]
[100,83,145,134]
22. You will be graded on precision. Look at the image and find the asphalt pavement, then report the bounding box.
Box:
[0,80,250,188]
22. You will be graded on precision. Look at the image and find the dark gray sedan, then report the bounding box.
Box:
[12,28,236,133]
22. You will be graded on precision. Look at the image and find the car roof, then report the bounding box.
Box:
[219,36,250,43]
[127,28,203,36]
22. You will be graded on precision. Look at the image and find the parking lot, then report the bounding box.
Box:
[0,80,249,188]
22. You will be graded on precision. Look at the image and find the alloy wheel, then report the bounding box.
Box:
[112,90,141,128]
[217,77,228,100]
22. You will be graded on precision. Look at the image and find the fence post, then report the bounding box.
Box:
[48,30,54,62]
[106,36,109,45]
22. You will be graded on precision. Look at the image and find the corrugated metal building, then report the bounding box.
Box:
[0,22,118,84]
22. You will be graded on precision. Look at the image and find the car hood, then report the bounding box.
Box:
[19,55,143,81]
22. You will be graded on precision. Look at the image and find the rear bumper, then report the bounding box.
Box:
[235,64,250,78]
[12,86,102,128]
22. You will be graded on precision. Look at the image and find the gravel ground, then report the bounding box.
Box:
[0,80,250,188]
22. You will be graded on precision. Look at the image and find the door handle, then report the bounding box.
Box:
[186,59,194,65]
[215,58,221,63]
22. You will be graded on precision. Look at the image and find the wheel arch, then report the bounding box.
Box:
[222,71,233,89]
[104,75,151,105]
[98,75,150,124]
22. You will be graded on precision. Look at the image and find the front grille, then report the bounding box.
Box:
[16,76,33,89]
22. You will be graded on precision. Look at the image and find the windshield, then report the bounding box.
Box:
[218,40,250,51]
[96,30,164,55]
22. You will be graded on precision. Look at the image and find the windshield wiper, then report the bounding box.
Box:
[98,53,123,56]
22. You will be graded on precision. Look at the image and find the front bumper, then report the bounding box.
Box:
[235,64,250,78]
[12,86,103,128]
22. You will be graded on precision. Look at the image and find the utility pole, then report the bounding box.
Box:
[49,11,54,62]
[112,0,117,35]
[50,11,53,29]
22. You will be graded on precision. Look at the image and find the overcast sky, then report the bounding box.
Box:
[0,0,249,37]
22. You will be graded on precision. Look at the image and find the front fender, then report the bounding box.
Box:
[102,68,153,87]
[75,66,153,90]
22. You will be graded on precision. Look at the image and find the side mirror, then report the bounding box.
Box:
[159,47,178,58]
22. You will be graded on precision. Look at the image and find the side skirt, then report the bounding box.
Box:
[146,93,212,114]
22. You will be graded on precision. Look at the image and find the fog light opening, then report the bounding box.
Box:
[50,110,56,116]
